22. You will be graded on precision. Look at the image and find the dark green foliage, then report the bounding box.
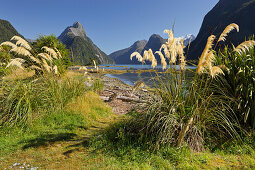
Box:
[215,45,255,128]
[33,34,72,74]
[70,37,97,65]
[0,49,11,76]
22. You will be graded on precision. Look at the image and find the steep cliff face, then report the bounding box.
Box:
[188,0,255,60]
[109,40,147,64]
[58,22,114,65]
[0,19,23,43]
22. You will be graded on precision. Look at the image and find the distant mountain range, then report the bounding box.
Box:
[109,34,195,64]
[188,0,255,60]
[58,22,114,65]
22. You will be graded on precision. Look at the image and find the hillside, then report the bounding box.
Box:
[58,22,114,65]
[109,40,147,64]
[188,0,255,60]
[0,19,23,43]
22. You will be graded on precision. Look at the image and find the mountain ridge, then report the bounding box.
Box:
[0,19,24,43]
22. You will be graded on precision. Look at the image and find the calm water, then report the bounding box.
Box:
[101,64,196,86]
[100,64,196,70]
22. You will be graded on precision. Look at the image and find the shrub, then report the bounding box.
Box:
[215,42,255,128]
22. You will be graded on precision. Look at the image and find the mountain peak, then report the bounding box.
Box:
[58,21,86,44]
[73,21,82,28]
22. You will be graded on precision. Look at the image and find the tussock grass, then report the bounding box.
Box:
[66,91,115,127]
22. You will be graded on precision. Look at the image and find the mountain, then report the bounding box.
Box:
[0,19,23,43]
[58,22,114,65]
[143,34,167,52]
[109,40,147,64]
[181,34,196,46]
[110,34,195,64]
[188,0,255,60]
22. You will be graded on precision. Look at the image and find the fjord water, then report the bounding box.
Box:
[100,64,196,86]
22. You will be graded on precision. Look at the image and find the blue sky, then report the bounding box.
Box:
[0,0,218,54]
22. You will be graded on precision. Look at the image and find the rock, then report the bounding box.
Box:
[100,96,110,102]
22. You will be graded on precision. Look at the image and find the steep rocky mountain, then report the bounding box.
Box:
[188,0,255,60]
[109,40,147,64]
[143,34,167,52]
[110,34,195,64]
[58,22,114,65]
[0,19,23,43]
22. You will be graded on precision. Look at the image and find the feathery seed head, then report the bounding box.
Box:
[148,49,155,62]
[6,58,25,70]
[11,36,32,50]
[151,58,157,69]
[10,46,32,57]
[164,29,174,42]
[142,50,149,63]
[130,52,143,62]
[209,66,224,78]
[179,54,186,70]
[37,53,52,62]
[30,65,42,71]
[41,58,51,73]
[197,35,216,73]
[1,41,17,49]
[42,46,58,59]
[233,40,255,55]
[53,65,58,75]
[160,44,170,58]
[218,23,239,42]
[155,51,167,70]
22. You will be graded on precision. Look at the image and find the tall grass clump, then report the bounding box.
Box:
[0,76,85,127]
[127,23,252,151]
[214,39,255,129]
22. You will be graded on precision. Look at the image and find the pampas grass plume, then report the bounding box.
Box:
[197,35,216,73]
[93,60,97,68]
[160,44,170,58]
[130,52,143,62]
[42,46,58,59]
[53,65,58,75]
[6,58,25,70]
[38,53,52,62]
[155,51,167,70]
[42,58,51,73]
[11,36,32,50]
[209,66,224,78]
[233,40,255,55]
[30,65,42,71]
[10,46,32,57]
[1,41,17,49]
[218,23,239,42]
